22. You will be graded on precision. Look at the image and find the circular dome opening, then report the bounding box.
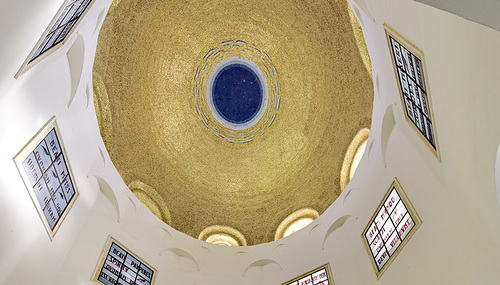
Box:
[206,57,269,130]
[212,64,263,124]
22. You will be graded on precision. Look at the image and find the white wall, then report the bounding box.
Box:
[0,0,499,284]
[415,0,500,32]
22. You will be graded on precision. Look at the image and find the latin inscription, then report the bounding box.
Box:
[21,128,76,231]
[30,0,93,62]
[284,267,331,285]
[389,34,436,149]
[97,242,154,285]
[364,187,417,272]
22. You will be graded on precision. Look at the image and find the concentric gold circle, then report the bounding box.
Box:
[194,40,280,143]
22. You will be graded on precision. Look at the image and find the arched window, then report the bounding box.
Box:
[199,225,247,246]
[275,208,319,240]
[340,128,370,190]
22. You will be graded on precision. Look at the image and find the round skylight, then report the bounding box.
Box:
[193,40,280,143]
[206,57,268,129]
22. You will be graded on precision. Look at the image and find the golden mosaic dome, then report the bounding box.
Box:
[93,0,373,245]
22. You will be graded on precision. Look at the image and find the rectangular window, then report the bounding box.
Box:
[282,264,333,285]
[93,237,156,285]
[385,25,439,159]
[362,179,421,278]
[16,0,94,77]
[14,117,78,239]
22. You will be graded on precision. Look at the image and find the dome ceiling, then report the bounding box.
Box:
[93,0,373,245]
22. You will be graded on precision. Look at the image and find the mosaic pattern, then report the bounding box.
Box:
[96,239,155,285]
[387,28,436,150]
[282,264,332,285]
[93,0,374,245]
[194,40,280,143]
[363,181,420,276]
[15,118,77,237]
[30,0,93,63]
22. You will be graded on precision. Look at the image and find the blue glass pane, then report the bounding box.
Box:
[212,64,262,124]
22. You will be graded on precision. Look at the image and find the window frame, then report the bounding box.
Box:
[385,24,440,160]
[282,263,334,285]
[361,178,422,279]
[92,236,157,285]
[15,0,95,78]
[13,116,79,239]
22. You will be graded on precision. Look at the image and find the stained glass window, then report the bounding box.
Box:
[362,179,421,278]
[14,117,78,238]
[94,237,156,285]
[30,0,93,63]
[386,26,438,156]
[282,264,333,285]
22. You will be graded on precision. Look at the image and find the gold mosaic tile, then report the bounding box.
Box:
[93,0,373,245]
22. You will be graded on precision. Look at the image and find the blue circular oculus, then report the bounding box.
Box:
[212,64,263,124]
[206,57,269,130]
